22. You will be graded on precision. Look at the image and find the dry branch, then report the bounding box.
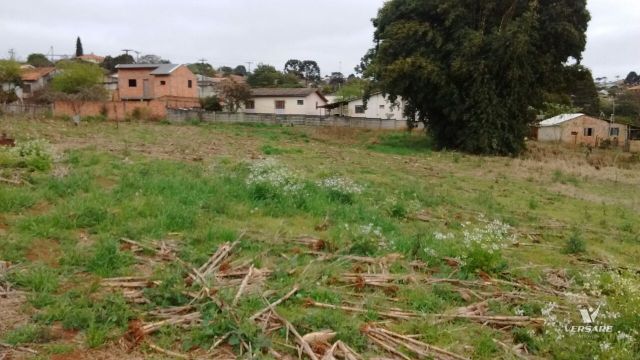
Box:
[250,286,299,321]
[306,300,419,320]
[147,341,189,359]
[362,325,469,360]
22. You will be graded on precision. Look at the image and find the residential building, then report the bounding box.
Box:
[246,88,327,115]
[76,54,105,64]
[324,92,407,120]
[115,64,198,101]
[20,67,57,98]
[533,113,628,147]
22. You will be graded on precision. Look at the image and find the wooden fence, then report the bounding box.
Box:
[166,109,419,130]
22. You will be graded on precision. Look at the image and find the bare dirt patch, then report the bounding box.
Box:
[0,294,29,337]
[26,239,62,267]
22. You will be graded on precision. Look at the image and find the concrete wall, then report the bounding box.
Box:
[247,93,327,116]
[166,109,424,130]
[538,115,628,146]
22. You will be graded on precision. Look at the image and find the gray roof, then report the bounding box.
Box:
[539,113,585,127]
[115,63,181,75]
[251,88,321,98]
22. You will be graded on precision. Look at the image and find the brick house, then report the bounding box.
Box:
[20,67,57,98]
[115,64,198,101]
[534,113,628,147]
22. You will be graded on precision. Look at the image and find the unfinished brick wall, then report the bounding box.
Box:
[53,98,199,121]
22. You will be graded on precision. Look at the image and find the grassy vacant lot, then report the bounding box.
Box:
[0,117,639,359]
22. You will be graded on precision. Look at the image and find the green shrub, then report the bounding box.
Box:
[2,324,51,345]
[11,265,59,293]
[87,240,133,277]
[563,231,586,254]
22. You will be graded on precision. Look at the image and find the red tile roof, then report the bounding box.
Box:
[20,67,56,82]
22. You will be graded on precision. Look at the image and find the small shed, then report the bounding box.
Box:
[534,113,628,147]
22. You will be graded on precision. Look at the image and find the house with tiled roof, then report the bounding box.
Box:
[20,67,57,98]
[76,54,105,64]
[246,88,327,115]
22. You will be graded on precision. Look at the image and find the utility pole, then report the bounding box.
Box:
[121,49,134,56]
[198,58,207,64]
[246,61,253,73]
[8,48,15,60]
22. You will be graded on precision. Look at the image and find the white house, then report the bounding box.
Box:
[246,88,327,116]
[325,92,407,120]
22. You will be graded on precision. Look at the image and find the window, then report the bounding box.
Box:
[275,100,286,110]
[160,80,166,86]
[245,100,255,110]
[379,105,385,110]
[610,127,619,137]
[355,105,365,114]
[188,80,193,88]
[128,79,137,87]
[297,99,304,105]
[584,128,593,137]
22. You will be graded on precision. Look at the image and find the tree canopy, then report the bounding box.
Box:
[102,54,135,73]
[248,64,301,88]
[188,63,216,77]
[363,0,590,155]
[137,54,171,64]
[233,65,247,76]
[0,60,22,85]
[284,59,321,84]
[75,37,84,57]
[27,53,54,68]
[625,71,639,86]
[219,79,251,112]
[51,62,104,94]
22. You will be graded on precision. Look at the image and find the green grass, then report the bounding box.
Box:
[0,118,639,358]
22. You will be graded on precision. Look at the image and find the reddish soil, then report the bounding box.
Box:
[25,238,61,267]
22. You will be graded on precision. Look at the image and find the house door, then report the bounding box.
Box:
[143,79,150,98]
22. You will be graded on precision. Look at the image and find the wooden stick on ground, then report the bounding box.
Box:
[147,341,189,359]
[232,265,254,306]
[250,286,299,321]
[270,310,319,360]
[0,342,38,355]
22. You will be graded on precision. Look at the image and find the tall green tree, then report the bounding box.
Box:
[27,53,53,68]
[248,64,301,88]
[75,37,84,57]
[102,54,135,73]
[363,0,590,155]
[233,65,247,76]
[188,62,216,77]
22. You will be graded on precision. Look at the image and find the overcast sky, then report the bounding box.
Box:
[1,0,638,79]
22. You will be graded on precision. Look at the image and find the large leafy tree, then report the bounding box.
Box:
[0,60,21,103]
[547,65,599,116]
[624,71,639,86]
[137,54,170,64]
[48,62,107,116]
[248,64,301,88]
[27,53,53,68]
[102,54,135,73]
[219,79,251,112]
[363,0,590,155]
[284,59,321,84]
[188,62,216,77]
